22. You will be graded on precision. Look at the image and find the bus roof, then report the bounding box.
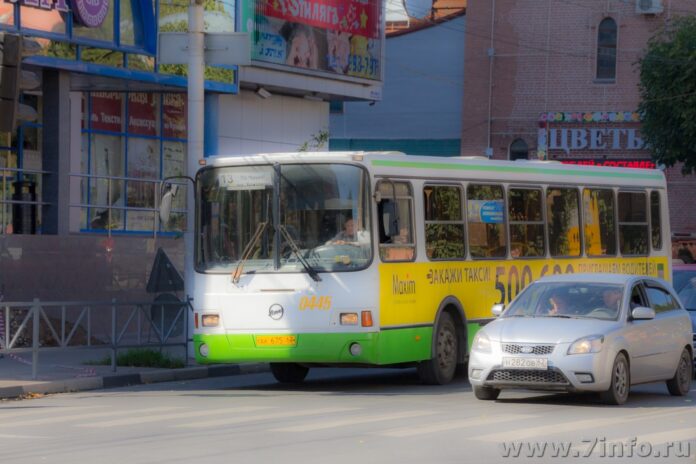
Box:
[205,151,666,189]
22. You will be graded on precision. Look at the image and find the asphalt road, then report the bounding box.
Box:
[1,368,694,464]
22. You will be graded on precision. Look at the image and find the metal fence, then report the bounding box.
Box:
[0,297,191,379]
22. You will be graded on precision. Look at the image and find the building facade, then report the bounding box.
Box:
[0,0,384,302]
[330,1,465,156]
[461,0,696,247]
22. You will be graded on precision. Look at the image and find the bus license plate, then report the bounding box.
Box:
[256,335,297,347]
[502,357,548,370]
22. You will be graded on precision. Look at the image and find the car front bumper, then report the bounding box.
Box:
[468,341,614,393]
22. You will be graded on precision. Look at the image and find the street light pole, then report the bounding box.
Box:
[186,0,205,357]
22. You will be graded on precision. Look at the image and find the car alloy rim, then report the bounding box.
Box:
[614,360,628,399]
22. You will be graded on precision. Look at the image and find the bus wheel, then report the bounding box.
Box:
[270,363,309,384]
[417,312,458,385]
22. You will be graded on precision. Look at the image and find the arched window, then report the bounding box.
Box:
[597,17,617,80]
[509,138,529,160]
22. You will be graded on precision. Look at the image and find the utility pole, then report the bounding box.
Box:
[186,0,205,357]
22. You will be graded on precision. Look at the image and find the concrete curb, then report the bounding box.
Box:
[0,363,269,399]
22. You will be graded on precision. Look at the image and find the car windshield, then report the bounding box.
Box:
[677,277,696,311]
[503,282,625,320]
[196,163,372,273]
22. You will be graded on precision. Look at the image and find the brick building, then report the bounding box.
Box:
[461,0,696,250]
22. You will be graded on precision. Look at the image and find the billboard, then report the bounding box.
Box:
[239,0,384,81]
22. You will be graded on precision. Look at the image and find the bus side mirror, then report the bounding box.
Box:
[159,184,178,225]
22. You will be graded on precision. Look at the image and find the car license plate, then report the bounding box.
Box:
[256,335,297,347]
[502,357,548,370]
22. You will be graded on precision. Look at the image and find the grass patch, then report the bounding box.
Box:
[86,348,186,369]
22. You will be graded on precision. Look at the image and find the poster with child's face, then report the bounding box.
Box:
[241,0,383,81]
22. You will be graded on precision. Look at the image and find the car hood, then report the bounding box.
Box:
[483,317,619,344]
[689,312,696,333]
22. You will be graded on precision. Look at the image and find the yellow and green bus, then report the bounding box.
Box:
[184,151,670,384]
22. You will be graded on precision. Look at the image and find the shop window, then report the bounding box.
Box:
[0,89,44,236]
[509,139,529,161]
[583,188,617,257]
[423,185,465,260]
[596,17,617,81]
[547,187,581,257]
[78,91,187,234]
[618,191,648,256]
[508,188,545,258]
[467,184,506,258]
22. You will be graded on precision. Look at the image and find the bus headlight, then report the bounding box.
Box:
[201,314,220,327]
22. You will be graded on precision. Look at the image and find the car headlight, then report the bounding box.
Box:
[567,335,604,355]
[472,332,492,353]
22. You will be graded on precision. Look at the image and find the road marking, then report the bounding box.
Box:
[380,414,537,438]
[177,407,360,429]
[272,410,436,433]
[609,428,696,447]
[471,407,694,442]
[78,406,272,428]
[0,407,180,428]
[0,432,51,439]
[0,406,98,421]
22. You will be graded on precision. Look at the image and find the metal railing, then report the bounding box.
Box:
[0,297,191,379]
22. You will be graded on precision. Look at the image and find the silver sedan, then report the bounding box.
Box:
[468,273,694,405]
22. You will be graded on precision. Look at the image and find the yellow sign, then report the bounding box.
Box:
[256,335,297,347]
[299,296,332,311]
[378,257,669,328]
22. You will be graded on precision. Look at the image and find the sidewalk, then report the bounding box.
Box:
[0,349,267,399]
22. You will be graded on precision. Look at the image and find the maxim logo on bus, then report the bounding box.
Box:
[392,274,416,295]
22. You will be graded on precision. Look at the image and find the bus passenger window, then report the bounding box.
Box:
[377,181,415,262]
[467,184,506,259]
[650,191,662,250]
[618,191,648,256]
[547,188,581,257]
[583,188,617,257]
[508,188,545,258]
[424,185,465,260]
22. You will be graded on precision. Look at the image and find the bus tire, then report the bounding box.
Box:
[417,312,458,385]
[270,363,309,384]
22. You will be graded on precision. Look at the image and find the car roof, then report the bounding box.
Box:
[535,273,669,287]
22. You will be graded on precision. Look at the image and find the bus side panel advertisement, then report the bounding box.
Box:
[239,0,384,81]
[377,257,669,328]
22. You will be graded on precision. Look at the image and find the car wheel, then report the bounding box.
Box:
[474,385,500,400]
[600,352,630,405]
[270,363,309,384]
[666,348,693,396]
[417,312,458,385]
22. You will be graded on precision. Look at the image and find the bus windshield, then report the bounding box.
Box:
[196,163,372,273]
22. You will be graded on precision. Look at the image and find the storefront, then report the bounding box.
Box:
[0,0,237,301]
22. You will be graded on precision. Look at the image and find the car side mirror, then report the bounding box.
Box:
[631,306,655,320]
[492,304,504,317]
[159,184,178,225]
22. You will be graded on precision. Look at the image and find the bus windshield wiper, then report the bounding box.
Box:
[232,221,268,284]
[279,225,321,282]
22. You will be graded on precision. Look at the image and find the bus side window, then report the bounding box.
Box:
[583,188,617,257]
[650,191,662,251]
[547,187,581,258]
[377,181,415,262]
[618,191,648,256]
[467,184,506,259]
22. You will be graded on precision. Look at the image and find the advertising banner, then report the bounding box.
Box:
[127,93,158,136]
[560,159,656,169]
[90,92,123,132]
[240,0,383,81]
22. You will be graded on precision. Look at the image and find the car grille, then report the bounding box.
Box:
[502,343,555,355]
[487,369,569,384]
